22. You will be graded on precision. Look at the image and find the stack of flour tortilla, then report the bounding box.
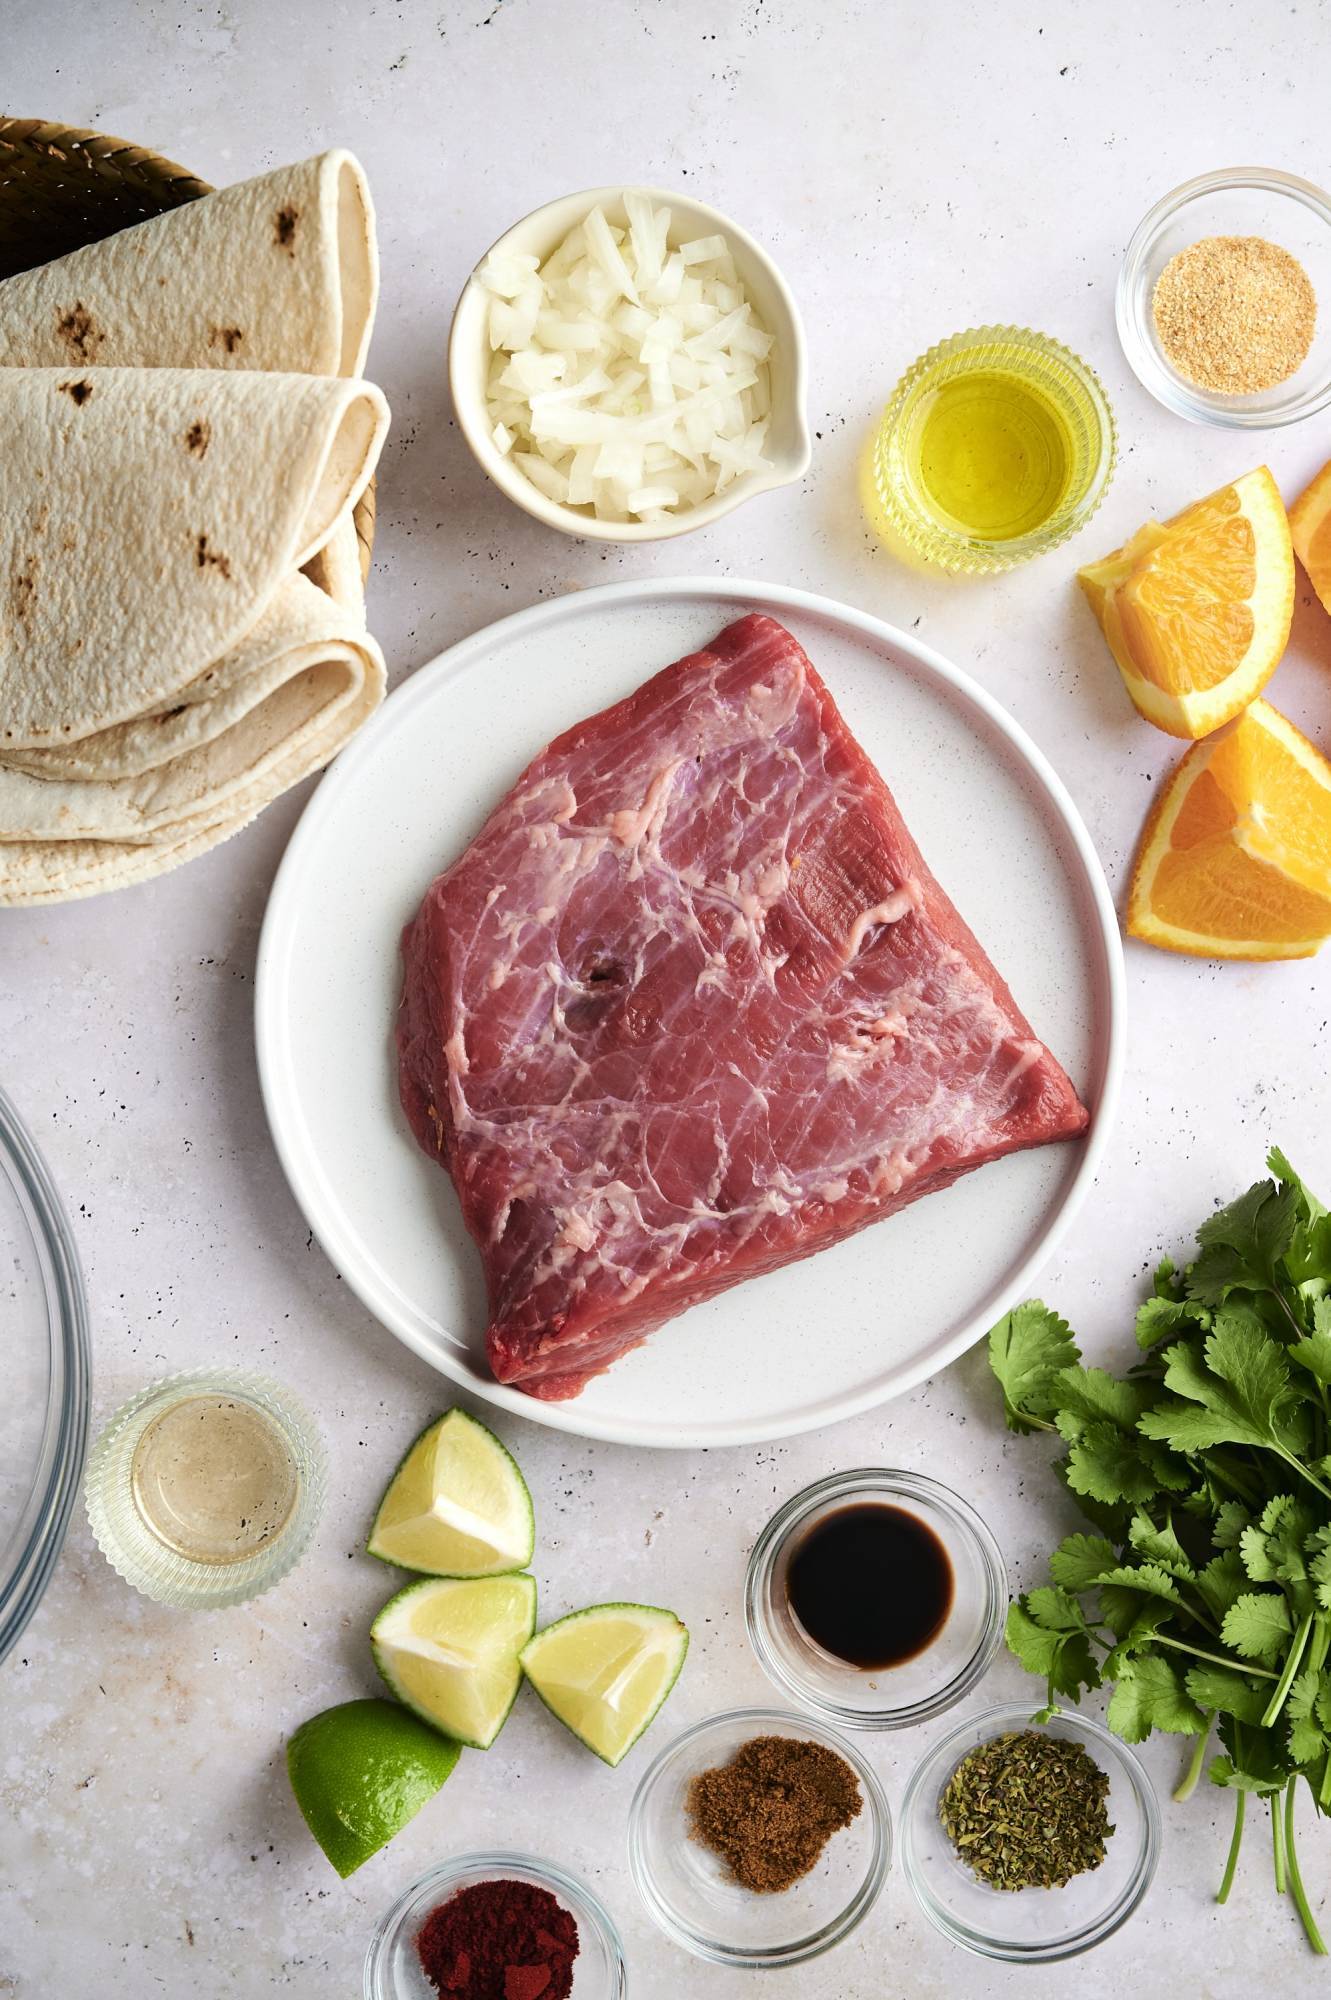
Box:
[0,150,390,904]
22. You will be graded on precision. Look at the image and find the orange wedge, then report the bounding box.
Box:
[1289,456,1331,615]
[1128,699,1331,959]
[1077,468,1294,739]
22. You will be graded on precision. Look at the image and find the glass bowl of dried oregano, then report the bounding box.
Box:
[627,1706,890,1968]
[1117,166,1331,428]
[900,1701,1160,1962]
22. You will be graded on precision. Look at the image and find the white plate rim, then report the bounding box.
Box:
[255,576,1125,1449]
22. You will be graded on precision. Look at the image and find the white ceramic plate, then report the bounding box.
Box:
[256,579,1123,1449]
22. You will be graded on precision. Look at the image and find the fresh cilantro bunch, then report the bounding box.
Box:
[991,1148,1331,1954]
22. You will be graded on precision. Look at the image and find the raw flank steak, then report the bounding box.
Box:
[396,614,1089,1399]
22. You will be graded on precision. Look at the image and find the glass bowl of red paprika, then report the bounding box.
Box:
[363,1850,627,2000]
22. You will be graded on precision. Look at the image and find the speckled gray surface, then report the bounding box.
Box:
[4,0,1331,1992]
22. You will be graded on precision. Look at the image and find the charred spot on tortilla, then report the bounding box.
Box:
[208,325,245,354]
[195,534,233,580]
[55,303,103,359]
[158,704,187,724]
[274,206,300,253]
[184,420,211,458]
[57,378,94,406]
[11,562,37,621]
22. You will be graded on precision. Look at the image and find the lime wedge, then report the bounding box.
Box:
[367,1408,534,1577]
[372,1573,537,1749]
[520,1602,689,1767]
[286,1697,459,1878]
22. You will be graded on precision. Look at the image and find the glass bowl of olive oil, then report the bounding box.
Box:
[872,327,1116,573]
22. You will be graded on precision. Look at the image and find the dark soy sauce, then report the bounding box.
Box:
[785,1503,954,1668]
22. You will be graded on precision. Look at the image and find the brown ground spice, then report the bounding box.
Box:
[1152,234,1316,394]
[685,1734,862,1893]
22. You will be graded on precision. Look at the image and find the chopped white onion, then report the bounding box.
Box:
[477,193,775,522]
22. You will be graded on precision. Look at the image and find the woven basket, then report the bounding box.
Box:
[0,117,376,582]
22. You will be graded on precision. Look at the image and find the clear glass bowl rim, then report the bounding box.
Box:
[873,323,1117,573]
[363,1848,628,2000]
[744,1466,1008,1729]
[1115,164,1331,429]
[0,1086,91,1667]
[627,1702,892,1969]
[899,1698,1162,1963]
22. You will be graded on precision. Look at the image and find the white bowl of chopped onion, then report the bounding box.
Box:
[449,186,810,539]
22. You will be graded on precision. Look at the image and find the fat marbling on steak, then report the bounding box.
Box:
[396,613,1089,1400]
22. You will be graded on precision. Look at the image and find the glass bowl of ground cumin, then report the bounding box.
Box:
[900,1702,1160,1962]
[364,1851,626,1999]
[1118,167,1331,427]
[628,1707,890,1968]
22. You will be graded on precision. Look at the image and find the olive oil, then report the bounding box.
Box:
[909,371,1072,541]
[785,1501,954,1669]
[871,326,1116,574]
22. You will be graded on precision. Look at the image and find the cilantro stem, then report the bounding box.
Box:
[1285,1777,1328,1955]
[1272,1791,1287,1896]
[1151,1631,1278,1680]
[1320,1751,1331,1813]
[1174,1713,1214,1804]
[1261,1612,1314,1731]
[1217,1789,1246,1904]
[1273,1444,1331,1504]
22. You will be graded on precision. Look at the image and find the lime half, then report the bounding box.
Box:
[368,1408,534,1577]
[286,1697,459,1878]
[372,1573,537,1750]
[520,1602,689,1767]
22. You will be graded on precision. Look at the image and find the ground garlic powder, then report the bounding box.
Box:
[1152,234,1316,394]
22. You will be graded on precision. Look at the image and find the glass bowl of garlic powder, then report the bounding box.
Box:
[1118,165,1331,427]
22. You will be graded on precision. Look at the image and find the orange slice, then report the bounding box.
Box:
[1128,699,1331,959]
[1077,468,1294,739]
[1289,456,1331,615]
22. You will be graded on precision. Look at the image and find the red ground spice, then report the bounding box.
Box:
[416,1877,580,2000]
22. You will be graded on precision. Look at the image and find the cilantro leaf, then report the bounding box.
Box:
[1107,1654,1206,1742]
[1065,1423,1179,1505]
[1188,1178,1300,1306]
[1093,1561,1183,1605]
[1288,1304,1331,1390]
[1100,1598,1171,1677]
[1221,1592,1293,1665]
[1137,1291,1205,1351]
[1270,1147,1331,1286]
[1194,1550,1249,1624]
[1213,1501,1252,1549]
[1306,1528,1331,1610]
[1127,1512,1195,1579]
[1137,1314,1307,1460]
[1053,1365,1152,1431]
[1288,1713,1326,1764]
[988,1301,1079,1432]
[1184,1664,1270,1725]
[1005,1596,1099,1703]
[1048,1533,1118,1592]
[1270,1147,1327,1226]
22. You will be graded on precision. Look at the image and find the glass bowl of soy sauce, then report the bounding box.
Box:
[744,1468,1006,1729]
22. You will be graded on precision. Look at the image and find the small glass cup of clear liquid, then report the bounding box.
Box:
[84,1369,326,1609]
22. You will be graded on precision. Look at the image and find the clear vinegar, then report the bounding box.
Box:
[130,1393,299,1565]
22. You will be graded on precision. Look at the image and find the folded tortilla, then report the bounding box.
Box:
[0,367,387,747]
[0,151,377,379]
[0,571,385,904]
